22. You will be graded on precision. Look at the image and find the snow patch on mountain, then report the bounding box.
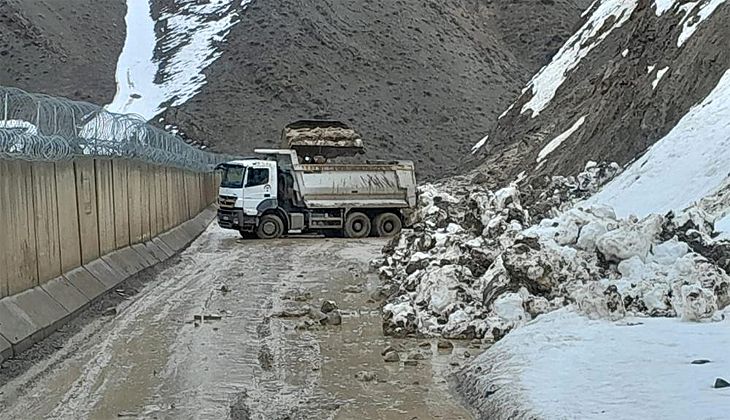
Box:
[654,0,677,15]
[108,0,245,120]
[652,66,669,89]
[537,116,585,162]
[107,0,159,117]
[471,135,489,154]
[520,0,638,117]
[588,68,730,218]
[678,0,727,47]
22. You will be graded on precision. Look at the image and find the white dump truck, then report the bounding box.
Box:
[216,121,417,239]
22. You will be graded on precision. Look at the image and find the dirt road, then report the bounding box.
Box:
[0,225,477,420]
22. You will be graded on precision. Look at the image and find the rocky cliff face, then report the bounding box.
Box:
[472,0,730,187]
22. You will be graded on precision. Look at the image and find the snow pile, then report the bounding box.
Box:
[108,0,247,120]
[520,0,638,117]
[456,307,730,420]
[377,166,730,340]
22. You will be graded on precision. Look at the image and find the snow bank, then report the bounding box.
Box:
[519,0,638,117]
[588,68,730,218]
[108,0,245,120]
[456,307,730,420]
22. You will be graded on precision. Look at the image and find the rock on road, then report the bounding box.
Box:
[0,224,475,420]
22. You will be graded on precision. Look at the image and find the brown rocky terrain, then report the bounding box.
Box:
[0,0,125,104]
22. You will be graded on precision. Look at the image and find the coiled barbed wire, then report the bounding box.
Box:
[0,86,236,172]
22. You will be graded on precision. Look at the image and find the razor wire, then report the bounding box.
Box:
[0,86,236,172]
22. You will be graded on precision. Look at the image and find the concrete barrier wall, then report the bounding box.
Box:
[0,158,219,360]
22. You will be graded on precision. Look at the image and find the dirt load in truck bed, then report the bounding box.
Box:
[284,127,363,149]
[282,120,365,158]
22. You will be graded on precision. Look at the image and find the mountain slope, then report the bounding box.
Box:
[0,0,124,104]
[156,0,591,179]
[472,0,730,191]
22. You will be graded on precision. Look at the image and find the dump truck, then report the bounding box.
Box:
[216,121,417,239]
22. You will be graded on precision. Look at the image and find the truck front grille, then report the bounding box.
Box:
[218,195,237,209]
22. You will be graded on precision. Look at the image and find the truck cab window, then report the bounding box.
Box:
[245,167,269,187]
[221,165,244,188]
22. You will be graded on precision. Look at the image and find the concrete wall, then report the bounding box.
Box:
[0,158,218,296]
[0,158,219,360]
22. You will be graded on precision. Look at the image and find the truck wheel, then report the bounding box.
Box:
[256,214,284,239]
[344,212,371,238]
[374,213,402,237]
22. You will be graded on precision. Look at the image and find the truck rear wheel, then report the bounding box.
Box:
[373,212,402,237]
[256,214,285,239]
[344,212,371,238]
[373,213,403,237]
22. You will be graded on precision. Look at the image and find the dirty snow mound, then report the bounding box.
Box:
[376,165,730,340]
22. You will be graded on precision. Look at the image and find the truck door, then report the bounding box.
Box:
[242,165,273,216]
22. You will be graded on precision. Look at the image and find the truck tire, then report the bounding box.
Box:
[256,214,285,239]
[344,212,371,238]
[373,212,402,237]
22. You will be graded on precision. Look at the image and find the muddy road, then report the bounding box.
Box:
[0,225,478,420]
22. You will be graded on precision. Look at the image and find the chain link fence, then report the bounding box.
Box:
[0,86,236,172]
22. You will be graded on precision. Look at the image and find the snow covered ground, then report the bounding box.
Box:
[588,68,730,218]
[458,307,730,420]
[107,0,245,120]
[717,214,730,239]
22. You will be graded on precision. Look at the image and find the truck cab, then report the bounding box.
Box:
[217,159,278,234]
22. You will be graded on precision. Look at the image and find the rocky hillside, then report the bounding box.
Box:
[472,0,730,188]
[156,0,591,179]
[0,0,125,104]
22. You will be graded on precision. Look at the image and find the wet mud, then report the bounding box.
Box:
[0,225,480,419]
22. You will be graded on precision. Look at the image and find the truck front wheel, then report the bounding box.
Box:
[256,214,285,239]
[373,212,402,237]
[344,212,371,238]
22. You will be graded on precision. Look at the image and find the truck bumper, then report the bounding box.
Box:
[217,209,256,230]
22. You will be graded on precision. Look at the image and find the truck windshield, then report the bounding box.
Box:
[220,165,245,188]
